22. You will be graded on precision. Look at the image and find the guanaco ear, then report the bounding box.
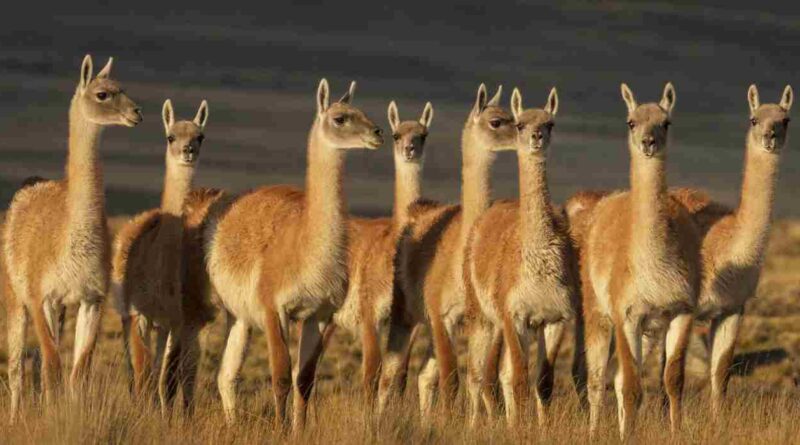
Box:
[96,57,113,79]
[162,99,174,136]
[339,81,356,104]
[748,84,760,115]
[510,88,523,122]
[472,83,488,118]
[317,78,330,116]
[79,54,93,91]
[780,85,793,112]
[388,100,400,133]
[194,100,209,129]
[620,83,637,114]
[545,87,559,116]
[419,102,434,128]
[488,85,503,107]
[660,82,676,115]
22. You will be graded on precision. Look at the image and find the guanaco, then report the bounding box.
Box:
[382,84,518,415]
[464,87,576,426]
[112,99,212,413]
[671,84,793,415]
[333,101,433,402]
[3,55,141,420]
[204,79,383,429]
[567,83,701,439]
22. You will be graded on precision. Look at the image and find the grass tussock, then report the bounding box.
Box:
[1,364,799,444]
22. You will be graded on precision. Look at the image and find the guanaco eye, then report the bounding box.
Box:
[545,122,555,130]
[783,117,791,126]
[392,133,400,141]
[627,120,635,130]
[167,135,175,143]
[420,134,427,144]
[750,117,758,126]
[197,135,205,144]
[96,92,108,101]
[664,121,671,129]
[489,119,502,129]
[333,116,346,126]
[516,123,526,131]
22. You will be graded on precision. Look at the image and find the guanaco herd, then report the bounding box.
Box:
[1,54,793,440]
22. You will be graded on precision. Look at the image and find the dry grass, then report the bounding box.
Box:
[1,217,799,444]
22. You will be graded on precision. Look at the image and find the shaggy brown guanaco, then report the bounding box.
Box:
[333,101,433,402]
[381,84,517,416]
[464,87,576,426]
[567,83,701,439]
[3,55,141,420]
[671,84,792,416]
[112,99,212,414]
[204,79,383,429]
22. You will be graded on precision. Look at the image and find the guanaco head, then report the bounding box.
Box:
[387,101,433,163]
[465,84,518,153]
[510,87,558,155]
[620,82,675,159]
[75,55,142,127]
[315,79,383,150]
[747,84,793,154]
[162,99,208,168]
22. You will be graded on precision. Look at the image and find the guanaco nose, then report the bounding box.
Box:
[183,145,196,155]
[532,130,543,141]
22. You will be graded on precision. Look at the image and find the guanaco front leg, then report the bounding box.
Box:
[663,313,693,433]
[709,311,742,418]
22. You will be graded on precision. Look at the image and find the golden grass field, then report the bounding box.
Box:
[0,216,799,444]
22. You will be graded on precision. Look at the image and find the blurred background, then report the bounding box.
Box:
[0,0,797,215]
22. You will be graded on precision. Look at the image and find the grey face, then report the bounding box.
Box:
[515,109,555,154]
[749,104,790,153]
[81,77,143,127]
[626,103,671,158]
[167,121,204,165]
[392,121,428,162]
[322,102,384,150]
[474,105,518,152]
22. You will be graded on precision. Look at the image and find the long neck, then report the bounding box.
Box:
[460,130,494,240]
[160,161,195,217]
[732,143,780,260]
[630,153,669,250]
[303,121,346,252]
[392,156,422,228]
[518,154,555,250]
[66,95,105,223]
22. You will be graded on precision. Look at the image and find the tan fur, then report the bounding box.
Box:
[670,85,792,416]
[465,87,577,426]
[389,85,518,416]
[570,83,701,439]
[112,100,211,414]
[333,101,433,403]
[205,80,383,429]
[3,55,141,420]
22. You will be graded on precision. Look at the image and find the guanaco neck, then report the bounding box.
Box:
[160,161,195,218]
[392,154,422,229]
[460,128,495,243]
[302,120,347,260]
[629,152,669,256]
[66,94,105,228]
[731,142,780,262]
[518,153,556,253]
